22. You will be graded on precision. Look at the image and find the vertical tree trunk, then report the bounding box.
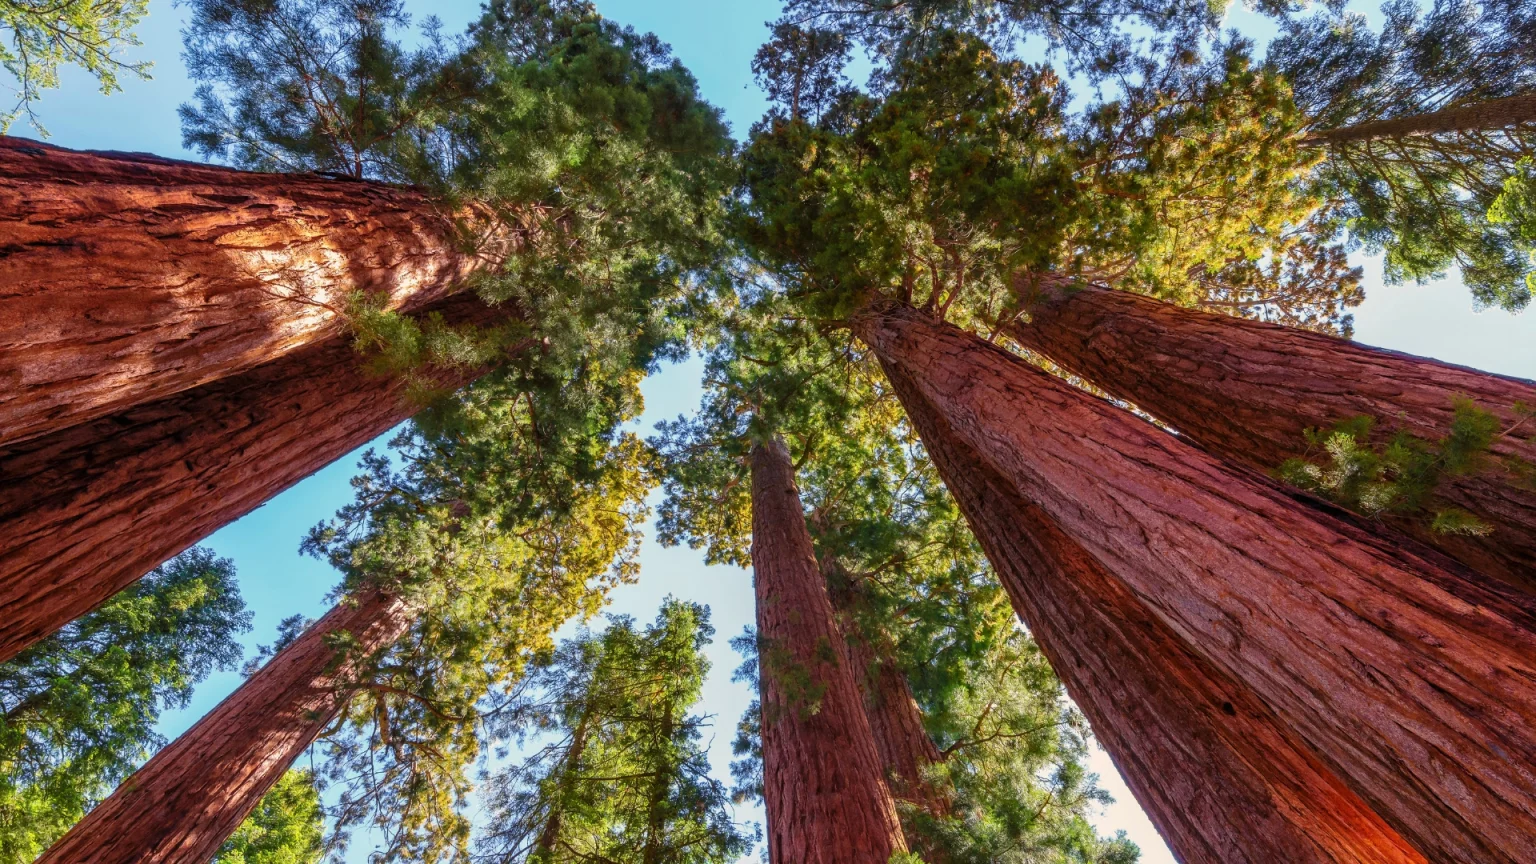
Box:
[534,712,591,862]
[751,438,908,863]
[1302,93,1536,146]
[856,302,1536,864]
[1007,282,1536,585]
[885,359,1425,864]
[37,588,415,864]
[824,572,950,820]
[640,702,674,864]
[0,136,500,447]
[0,293,504,664]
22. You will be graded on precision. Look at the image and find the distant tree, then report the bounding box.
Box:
[1267,0,1536,310]
[0,548,249,863]
[0,0,150,132]
[477,599,751,864]
[213,769,325,864]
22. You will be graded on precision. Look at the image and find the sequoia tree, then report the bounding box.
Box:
[855,302,1536,864]
[749,437,908,862]
[0,548,249,863]
[1007,280,1536,585]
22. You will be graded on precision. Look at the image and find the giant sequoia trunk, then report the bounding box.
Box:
[1007,283,1536,585]
[751,439,908,863]
[0,293,504,664]
[884,361,1423,864]
[0,137,500,447]
[1303,93,1536,146]
[855,303,1536,864]
[824,572,950,822]
[38,588,415,864]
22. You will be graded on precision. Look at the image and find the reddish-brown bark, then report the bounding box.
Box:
[885,359,1424,864]
[1008,282,1536,585]
[1303,93,1536,146]
[38,588,414,864]
[0,136,501,447]
[856,303,1536,864]
[751,438,908,863]
[825,575,950,821]
[0,293,504,664]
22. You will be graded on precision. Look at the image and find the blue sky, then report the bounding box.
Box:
[17,1,1536,862]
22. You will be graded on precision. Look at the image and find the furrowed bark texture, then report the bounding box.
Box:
[856,303,1536,864]
[1008,284,1536,585]
[0,136,499,447]
[1303,93,1536,146]
[825,576,950,819]
[0,293,503,663]
[885,360,1424,864]
[38,588,414,864]
[751,439,908,863]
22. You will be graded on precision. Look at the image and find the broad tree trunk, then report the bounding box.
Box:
[751,438,908,863]
[856,302,1536,864]
[37,588,415,864]
[885,359,1424,864]
[1007,282,1536,585]
[0,136,501,447]
[0,293,504,664]
[1303,93,1536,146]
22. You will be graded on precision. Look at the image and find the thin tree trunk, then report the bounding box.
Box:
[751,438,908,863]
[0,293,505,664]
[1007,281,1536,586]
[37,588,415,864]
[0,136,502,447]
[855,302,1536,864]
[1302,93,1536,146]
[641,701,674,864]
[824,572,950,820]
[885,359,1424,864]
[535,712,590,861]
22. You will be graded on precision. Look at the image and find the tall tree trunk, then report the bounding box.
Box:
[0,136,501,447]
[1006,281,1536,586]
[37,588,415,864]
[0,293,505,664]
[855,302,1536,864]
[884,359,1424,864]
[751,438,908,864]
[534,711,591,862]
[1302,93,1536,146]
[824,571,950,821]
[640,701,674,864]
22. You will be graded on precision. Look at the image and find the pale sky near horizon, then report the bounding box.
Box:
[15,1,1536,862]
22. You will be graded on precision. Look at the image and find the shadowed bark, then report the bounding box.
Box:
[751,438,908,863]
[37,588,415,864]
[1007,281,1536,586]
[1303,93,1536,146]
[0,136,502,447]
[0,293,506,664]
[857,302,1536,864]
[885,358,1425,864]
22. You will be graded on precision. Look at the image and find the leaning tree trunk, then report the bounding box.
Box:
[751,438,908,863]
[884,360,1424,864]
[1006,281,1536,586]
[0,136,503,447]
[1302,93,1536,146]
[0,293,506,664]
[855,302,1536,864]
[37,588,415,864]
[824,572,951,822]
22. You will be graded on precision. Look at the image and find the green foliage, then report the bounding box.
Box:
[1267,0,1536,310]
[736,25,1360,336]
[0,0,150,132]
[213,770,324,864]
[0,548,250,863]
[477,599,752,863]
[1277,398,1518,535]
[1489,157,1536,304]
